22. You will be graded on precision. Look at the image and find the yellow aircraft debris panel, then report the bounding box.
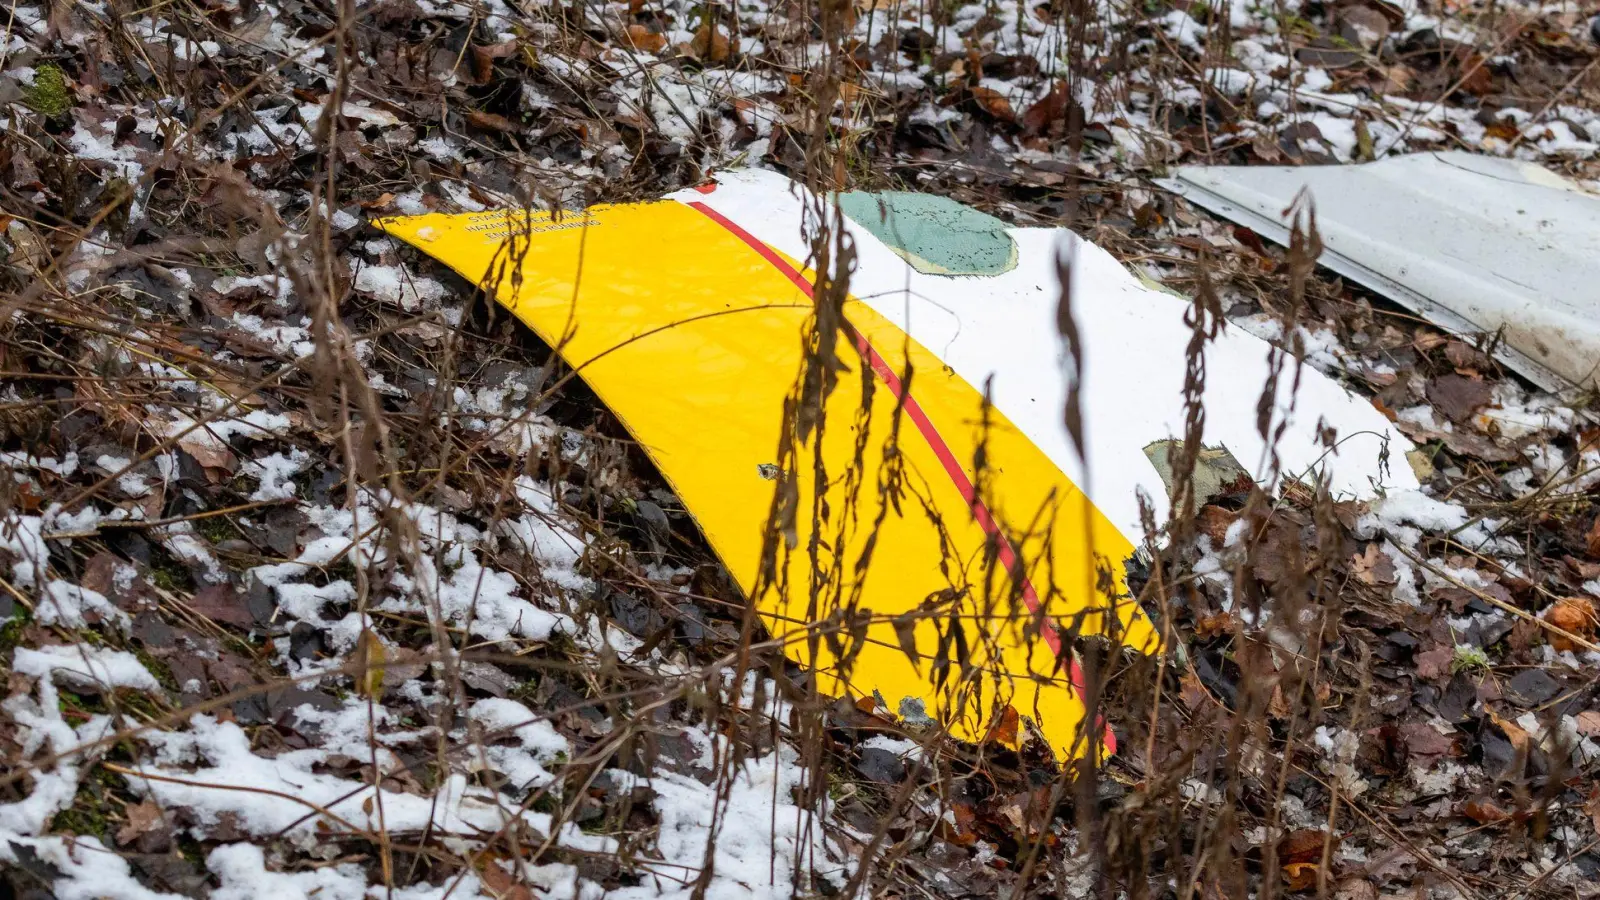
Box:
[375,170,1417,762]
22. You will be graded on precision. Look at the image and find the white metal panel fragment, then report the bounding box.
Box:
[670,170,1417,542]
[1160,152,1600,392]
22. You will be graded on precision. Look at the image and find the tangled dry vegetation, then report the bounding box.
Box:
[1,0,1599,898]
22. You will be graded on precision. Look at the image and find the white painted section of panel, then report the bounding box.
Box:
[670,170,1417,543]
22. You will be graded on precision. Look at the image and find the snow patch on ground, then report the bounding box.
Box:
[37,580,129,631]
[129,714,614,850]
[241,448,310,501]
[12,644,162,694]
[609,741,848,900]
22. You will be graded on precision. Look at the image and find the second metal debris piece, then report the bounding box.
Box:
[1163,152,1600,392]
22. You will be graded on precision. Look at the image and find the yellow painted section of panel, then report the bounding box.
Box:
[375,201,1156,759]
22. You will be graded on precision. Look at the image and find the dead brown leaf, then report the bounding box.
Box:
[1575,710,1600,737]
[1545,597,1598,652]
[1425,374,1493,423]
[1400,722,1458,762]
[690,24,735,63]
[626,24,667,54]
[970,86,1017,122]
[13,481,42,513]
[1443,340,1491,372]
[1488,709,1531,753]
[1021,80,1071,136]
[1412,329,1448,354]
[1414,645,1454,681]
[1179,669,1210,712]
[476,854,534,900]
[1251,130,1284,162]
[1457,799,1510,824]
[1483,120,1520,142]
[1350,542,1396,585]
[1193,612,1237,639]
[1455,53,1494,96]
[935,801,978,846]
[189,583,254,628]
[465,110,521,135]
[116,798,169,846]
[177,433,238,473]
[1279,828,1331,864]
[1333,877,1378,900]
[1252,515,1308,585]
[468,40,519,84]
[1197,504,1238,545]
[1283,862,1320,892]
[984,704,1020,746]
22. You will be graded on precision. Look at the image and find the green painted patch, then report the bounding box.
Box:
[839,190,1017,276]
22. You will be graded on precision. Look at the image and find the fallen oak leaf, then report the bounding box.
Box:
[1192,612,1237,639]
[476,853,534,900]
[380,646,427,690]
[13,480,42,513]
[997,798,1028,832]
[1580,426,1600,455]
[1483,119,1520,142]
[1453,52,1494,96]
[1444,340,1491,372]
